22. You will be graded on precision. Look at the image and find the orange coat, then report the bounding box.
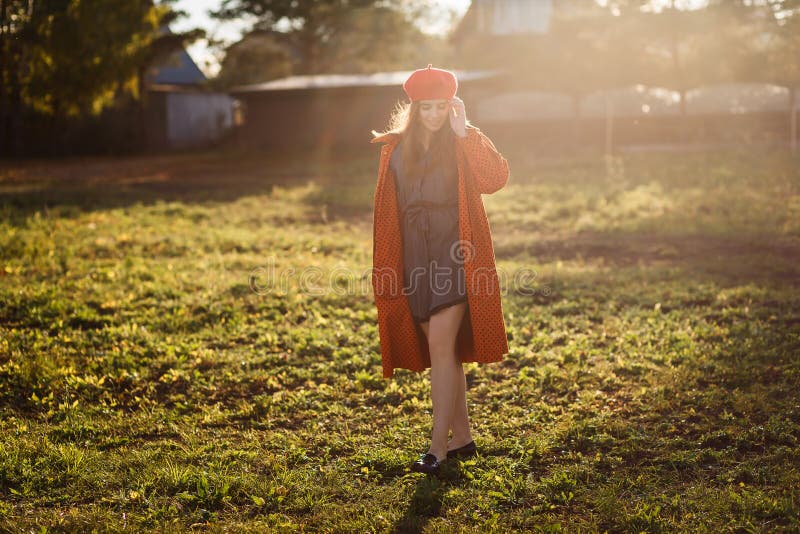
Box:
[370,125,510,378]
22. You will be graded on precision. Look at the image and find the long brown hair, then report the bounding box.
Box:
[371,99,472,185]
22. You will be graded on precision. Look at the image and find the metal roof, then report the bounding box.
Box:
[229,69,503,93]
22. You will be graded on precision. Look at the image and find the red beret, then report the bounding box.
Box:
[402,64,458,102]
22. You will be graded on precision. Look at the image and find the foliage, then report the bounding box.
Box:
[211,0,449,79]
[0,0,204,156]
[456,0,800,94]
[212,29,294,88]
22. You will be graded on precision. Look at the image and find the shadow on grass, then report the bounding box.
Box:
[391,461,469,533]
[496,231,800,286]
[0,147,377,223]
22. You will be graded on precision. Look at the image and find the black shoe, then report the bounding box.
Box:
[410,453,445,474]
[446,440,477,459]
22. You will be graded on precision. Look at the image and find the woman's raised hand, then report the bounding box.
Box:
[449,96,467,138]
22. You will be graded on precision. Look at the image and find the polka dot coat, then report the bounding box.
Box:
[370,125,510,378]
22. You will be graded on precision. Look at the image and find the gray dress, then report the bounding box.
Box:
[390,138,467,323]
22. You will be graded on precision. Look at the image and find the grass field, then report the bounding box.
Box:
[1,143,799,532]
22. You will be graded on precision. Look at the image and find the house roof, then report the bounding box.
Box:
[229,69,502,93]
[145,25,207,86]
[146,48,207,86]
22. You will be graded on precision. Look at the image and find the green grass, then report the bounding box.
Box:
[1,143,799,532]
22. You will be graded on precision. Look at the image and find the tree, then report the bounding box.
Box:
[210,0,441,76]
[727,0,800,151]
[319,5,444,74]
[450,0,799,153]
[0,0,203,156]
[772,0,800,151]
[213,29,294,88]
[682,0,800,150]
[631,5,734,135]
[562,7,650,155]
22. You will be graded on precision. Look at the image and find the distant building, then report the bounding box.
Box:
[228,69,503,150]
[144,27,235,151]
[469,0,553,36]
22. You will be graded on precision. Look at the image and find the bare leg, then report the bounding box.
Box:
[419,318,473,451]
[448,357,473,450]
[419,301,468,461]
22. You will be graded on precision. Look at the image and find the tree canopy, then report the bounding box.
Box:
[0,0,203,155]
[210,0,451,83]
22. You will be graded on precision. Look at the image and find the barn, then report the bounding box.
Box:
[228,69,503,151]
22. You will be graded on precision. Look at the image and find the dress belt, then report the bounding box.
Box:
[404,201,458,235]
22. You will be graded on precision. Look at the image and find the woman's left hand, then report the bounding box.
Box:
[449,96,467,138]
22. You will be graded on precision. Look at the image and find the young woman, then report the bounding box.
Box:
[370,64,510,474]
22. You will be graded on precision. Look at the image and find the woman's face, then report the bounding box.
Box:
[418,99,450,133]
